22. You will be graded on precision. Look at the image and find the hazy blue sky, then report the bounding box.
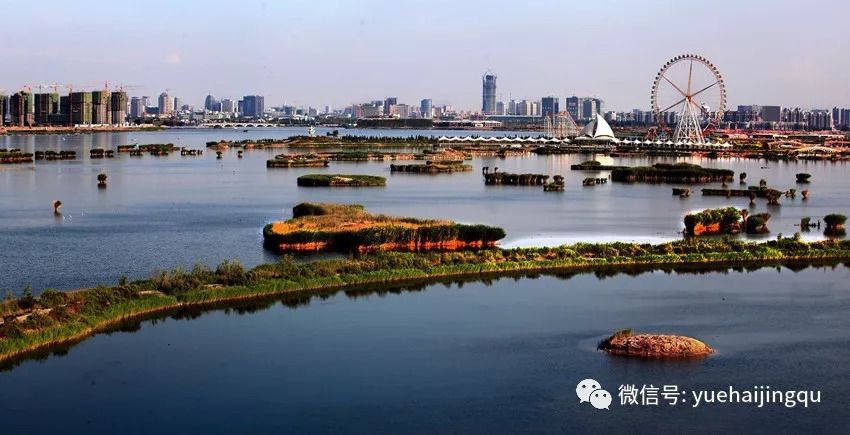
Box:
[2,0,848,111]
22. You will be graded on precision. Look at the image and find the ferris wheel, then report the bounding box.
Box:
[651,54,726,143]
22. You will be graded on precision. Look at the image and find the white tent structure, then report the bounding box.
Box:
[575,114,618,143]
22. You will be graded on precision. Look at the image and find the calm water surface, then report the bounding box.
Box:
[0,267,848,434]
[1,127,848,292]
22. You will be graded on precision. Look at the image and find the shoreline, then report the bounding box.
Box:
[1,126,164,136]
[2,238,850,365]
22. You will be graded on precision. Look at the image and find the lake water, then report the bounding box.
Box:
[1,127,847,293]
[1,266,848,434]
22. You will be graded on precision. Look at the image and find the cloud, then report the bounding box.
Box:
[166,53,181,65]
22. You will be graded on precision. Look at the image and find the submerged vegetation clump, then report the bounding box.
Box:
[482,167,550,185]
[267,154,330,168]
[824,214,847,237]
[582,177,607,186]
[296,174,386,187]
[263,202,505,252]
[0,150,34,164]
[543,175,565,191]
[570,160,625,171]
[796,173,812,183]
[611,163,733,183]
[34,150,76,160]
[745,213,771,234]
[390,160,473,173]
[683,207,742,235]
[89,148,115,158]
[137,144,177,154]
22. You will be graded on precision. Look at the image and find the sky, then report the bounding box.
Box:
[2,0,849,111]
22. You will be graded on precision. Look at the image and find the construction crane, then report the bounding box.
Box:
[116,84,144,92]
[26,83,61,94]
[64,83,100,95]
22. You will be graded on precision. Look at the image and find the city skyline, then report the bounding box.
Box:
[1,0,849,111]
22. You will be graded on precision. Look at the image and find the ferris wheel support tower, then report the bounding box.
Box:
[651,54,726,143]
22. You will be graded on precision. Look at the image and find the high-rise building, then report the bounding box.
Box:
[70,92,93,125]
[515,100,533,116]
[220,99,236,113]
[242,95,265,118]
[10,91,35,126]
[761,106,781,123]
[508,99,518,116]
[575,97,604,120]
[141,96,151,108]
[840,109,850,128]
[420,99,433,119]
[565,96,580,121]
[0,95,6,125]
[390,104,409,118]
[581,99,596,120]
[384,97,398,116]
[495,101,506,116]
[158,92,173,116]
[482,72,497,115]
[541,96,559,117]
[130,97,144,118]
[91,91,110,125]
[34,93,60,125]
[204,94,217,111]
[110,91,128,125]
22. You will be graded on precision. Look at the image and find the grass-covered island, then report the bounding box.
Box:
[570,160,627,171]
[34,150,77,160]
[3,235,850,364]
[684,207,775,235]
[266,154,330,168]
[612,163,734,183]
[390,160,473,173]
[296,174,386,187]
[598,329,715,358]
[263,203,505,252]
[684,207,743,235]
[482,167,550,185]
[0,150,34,164]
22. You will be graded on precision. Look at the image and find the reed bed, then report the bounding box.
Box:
[390,161,473,173]
[264,203,504,251]
[612,163,734,183]
[3,237,850,363]
[684,207,742,235]
[266,154,329,168]
[296,174,386,187]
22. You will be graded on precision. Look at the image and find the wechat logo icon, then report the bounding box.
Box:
[576,379,612,410]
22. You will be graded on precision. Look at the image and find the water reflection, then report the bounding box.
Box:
[3,129,850,293]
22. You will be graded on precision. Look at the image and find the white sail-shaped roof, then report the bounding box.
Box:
[576,113,617,141]
[578,121,595,138]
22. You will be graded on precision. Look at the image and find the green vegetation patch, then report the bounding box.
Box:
[390,161,472,173]
[684,207,742,235]
[296,174,386,187]
[264,202,505,252]
[3,237,850,363]
[612,163,734,183]
[267,154,329,168]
